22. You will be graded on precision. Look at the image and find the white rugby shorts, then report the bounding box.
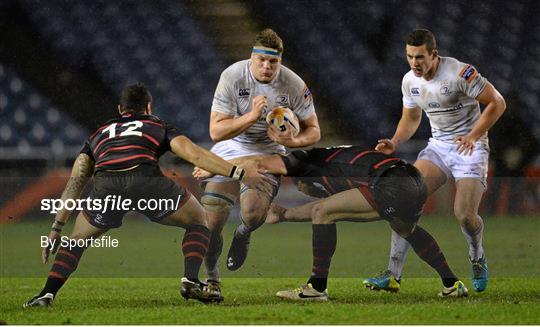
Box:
[417,138,489,189]
[205,139,284,186]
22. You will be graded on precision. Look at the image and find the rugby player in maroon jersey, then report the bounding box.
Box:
[194,145,468,299]
[24,83,268,307]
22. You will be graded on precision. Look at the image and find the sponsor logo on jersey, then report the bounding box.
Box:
[459,65,478,84]
[453,102,463,111]
[303,84,312,101]
[428,102,441,108]
[411,87,420,96]
[276,94,289,106]
[238,88,250,97]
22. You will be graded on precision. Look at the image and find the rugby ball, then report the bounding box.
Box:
[266,107,300,136]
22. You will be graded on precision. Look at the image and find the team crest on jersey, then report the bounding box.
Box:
[459,65,478,84]
[276,94,290,106]
[440,81,452,96]
[238,88,250,97]
[411,87,420,96]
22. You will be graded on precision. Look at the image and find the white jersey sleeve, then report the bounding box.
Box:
[401,75,418,109]
[211,68,238,116]
[288,78,316,121]
[457,64,487,99]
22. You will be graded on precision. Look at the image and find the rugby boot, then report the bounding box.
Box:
[471,256,489,292]
[438,280,468,297]
[226,230,251,271]
[23,293,54,308]
[276,283,328,301]
[363,270,401,292]
[205,279,224,303]
[180,278,221,303]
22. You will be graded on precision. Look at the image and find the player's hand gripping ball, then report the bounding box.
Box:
[266,107,300,137]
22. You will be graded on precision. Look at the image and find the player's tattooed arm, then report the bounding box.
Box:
[55,153,95,224]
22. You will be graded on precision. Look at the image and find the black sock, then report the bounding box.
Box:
[442,278,458,288]
[405,226,458,286]
[39,245,86,297]
[308,224,337,292]
[182,225,210,281]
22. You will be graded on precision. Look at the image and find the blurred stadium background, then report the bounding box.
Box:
[0,0,538,224]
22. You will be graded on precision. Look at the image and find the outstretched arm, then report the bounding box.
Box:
[236,155,288,175]
[192,154,288,180]
[170,135,268,191]
[171,135,240,178]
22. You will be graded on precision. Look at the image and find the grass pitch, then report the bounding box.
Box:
[1,215,539,324]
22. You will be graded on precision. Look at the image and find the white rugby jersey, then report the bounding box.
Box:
[402,56,488,145]
[211,60,315,155]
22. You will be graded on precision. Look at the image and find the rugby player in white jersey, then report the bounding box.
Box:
[364,29,506,293]
[202,28,320,299]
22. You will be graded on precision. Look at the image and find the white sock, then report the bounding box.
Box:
[387,230,410,280]
[461,215,485,261]
[206,266,221,282]
[205,233,223,282]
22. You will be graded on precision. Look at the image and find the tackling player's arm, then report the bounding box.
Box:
[191,154,286,181]
[455,82,506,155]
[43,153,94,263]
[170,135,268,190]
[209,95,267,142]
[376,106,422,154]
[240,155,288,175]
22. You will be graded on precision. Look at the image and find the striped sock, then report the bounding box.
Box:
[308,224,337,292]
[39,245,86,297]
[182,225,210,281]
[405,226,458,287]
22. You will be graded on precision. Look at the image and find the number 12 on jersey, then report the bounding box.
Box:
[102,121,143,139]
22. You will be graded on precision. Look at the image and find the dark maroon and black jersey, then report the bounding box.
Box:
[282,145,404,195]
[80,114,182,172]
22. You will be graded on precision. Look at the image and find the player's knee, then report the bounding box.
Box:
[240,204,268,225]
[201,193,234,230]
[201,193,234,214]
[311,202,330,224]
[454,206,478,225]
